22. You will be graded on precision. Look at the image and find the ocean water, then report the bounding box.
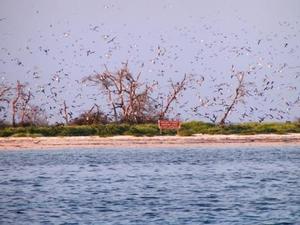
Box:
[0,146,299,225]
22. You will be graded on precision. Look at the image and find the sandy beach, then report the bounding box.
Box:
[0,134,300,150]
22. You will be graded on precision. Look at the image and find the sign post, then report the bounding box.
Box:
[158,120,181,135]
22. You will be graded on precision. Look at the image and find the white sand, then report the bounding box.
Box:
[0,134,300,150]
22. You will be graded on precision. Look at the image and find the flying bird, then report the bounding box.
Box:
[107,36,117,43]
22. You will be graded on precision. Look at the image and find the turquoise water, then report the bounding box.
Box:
[0,146,300,224]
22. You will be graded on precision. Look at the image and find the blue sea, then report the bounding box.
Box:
[0,146,300,225]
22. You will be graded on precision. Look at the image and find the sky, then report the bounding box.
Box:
[0,0,300,124]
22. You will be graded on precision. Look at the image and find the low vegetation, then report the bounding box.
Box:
[0,121,299,137]
[178,121,300,136]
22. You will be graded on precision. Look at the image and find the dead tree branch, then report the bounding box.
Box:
[11,81,32,126]
[219,72,246,125]
[158,74,190,119]
[83,63,157,123]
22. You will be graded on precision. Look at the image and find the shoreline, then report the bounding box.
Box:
[0,134,300,150]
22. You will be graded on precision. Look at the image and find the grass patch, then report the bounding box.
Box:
[178,121,300,136]
[96,124,130,136]
[58,126,97,136]
[125,124,159,136]
[0,121,300,137]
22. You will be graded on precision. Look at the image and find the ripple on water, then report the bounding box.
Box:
[0,146,299,224]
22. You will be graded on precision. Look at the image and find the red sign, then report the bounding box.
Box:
[158,120,181,130]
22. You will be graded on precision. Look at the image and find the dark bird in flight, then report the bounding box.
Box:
[86,50,95,56]
[107,36,117,43]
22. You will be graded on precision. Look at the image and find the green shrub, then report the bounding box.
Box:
[96,124,131,136]
[126,124,159,136]
[177,129,194,136]
[1,121,300,137]
[27,126,58,136]
[180,121,214,133]
[0,128,14,137]
[11,132,29,137]
[58,126,97,136]
[221,124,254,134]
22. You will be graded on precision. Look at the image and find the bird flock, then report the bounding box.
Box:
[0,5,299,125]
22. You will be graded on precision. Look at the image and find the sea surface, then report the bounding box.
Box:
[0,146,300,225]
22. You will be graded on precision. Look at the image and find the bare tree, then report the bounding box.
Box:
[219,72,246,125]
[83,63,193,123]
[0,83,11,103]
[19,91,33,126]
[70,104,109,125]
[59,100,71,125]
[0,83,11,124]
[20,105,48,126]
[83,63,157,123]
[11,81,32,126]
[158,74,191,119]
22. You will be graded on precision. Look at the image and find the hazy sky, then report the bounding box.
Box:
[1,0,300,123]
